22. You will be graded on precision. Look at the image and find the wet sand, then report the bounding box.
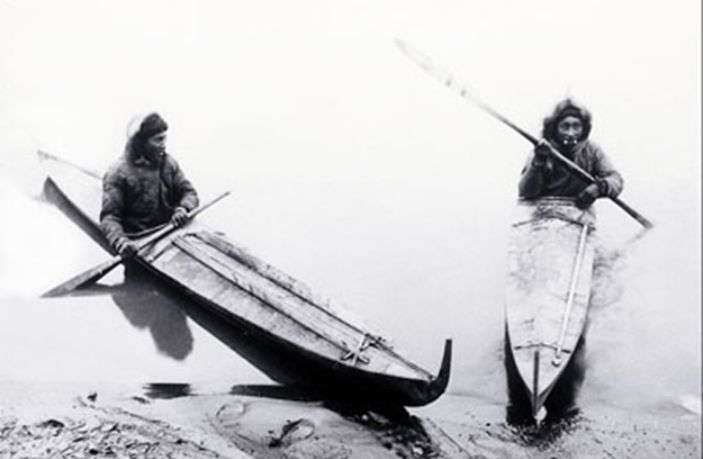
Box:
[1,382,699,459]
[0,381,441,458]
[416,394,701,459]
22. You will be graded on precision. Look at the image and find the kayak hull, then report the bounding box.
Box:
[505,198,595,418]
[41,153,451,407]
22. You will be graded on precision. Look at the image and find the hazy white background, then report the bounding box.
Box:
[0,0,699,409]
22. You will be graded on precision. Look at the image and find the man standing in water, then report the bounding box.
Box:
[505,99,624,426]
[100,113,199,257]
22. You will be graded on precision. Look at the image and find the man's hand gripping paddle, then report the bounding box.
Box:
[41,191,231,298]
[394,39,653,230]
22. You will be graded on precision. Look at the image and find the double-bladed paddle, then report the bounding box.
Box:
[41,190,231,298]
[395,39,653,230]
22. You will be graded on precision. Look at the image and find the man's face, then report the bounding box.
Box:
[145,132,167,157]
[555,116,583,150]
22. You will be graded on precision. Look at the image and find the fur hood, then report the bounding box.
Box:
[541,99,592,142]
[124,112,168,163]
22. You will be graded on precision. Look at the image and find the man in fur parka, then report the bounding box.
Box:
[518,98,624,208]
[100,113,199,257]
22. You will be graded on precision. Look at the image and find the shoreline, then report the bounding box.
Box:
[0,381,447,458]
[1,381,699,459]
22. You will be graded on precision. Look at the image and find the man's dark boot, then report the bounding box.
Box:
[544,335,586,425]
[504,330,535,427]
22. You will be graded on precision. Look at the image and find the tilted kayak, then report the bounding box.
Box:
[39,151,451,407]
[505,198,595,418]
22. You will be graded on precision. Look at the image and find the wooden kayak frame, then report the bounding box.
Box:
[39,153,452,407]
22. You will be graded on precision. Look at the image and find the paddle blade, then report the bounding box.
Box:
[41,256,123,298]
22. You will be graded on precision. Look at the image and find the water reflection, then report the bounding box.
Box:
[229,384,326,402]
[144,382,193,399]
[87,261,289,386]
[112,263,194,361]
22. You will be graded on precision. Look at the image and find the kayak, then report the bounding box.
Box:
[504,197,595,418]
[39,151,452,407]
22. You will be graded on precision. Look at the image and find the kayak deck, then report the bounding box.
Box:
[505,198,595,416]
[40,152,451,406]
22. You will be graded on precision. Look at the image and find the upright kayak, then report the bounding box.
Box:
[504,198,595,419]
[39,151,451,407]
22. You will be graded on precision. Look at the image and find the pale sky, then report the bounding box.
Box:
[0,0,699,187]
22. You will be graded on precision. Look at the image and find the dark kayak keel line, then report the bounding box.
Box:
[532,350,540,421]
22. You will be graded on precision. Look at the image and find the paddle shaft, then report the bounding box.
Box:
[99,190,233,276]
[38,150,101,179]
[41,190,231,297]
[395,40,653,230]
[476,109,654,230]
[552,223,590,367]
[131,190,231,254]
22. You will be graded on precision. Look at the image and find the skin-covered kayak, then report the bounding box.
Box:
[505,197,595,419]
[39,151,451,407]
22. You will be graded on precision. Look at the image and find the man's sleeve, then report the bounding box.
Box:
[592,145,624,198]
[170,159,199,211]
[518,153,548,198]
[100,170,127,250]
